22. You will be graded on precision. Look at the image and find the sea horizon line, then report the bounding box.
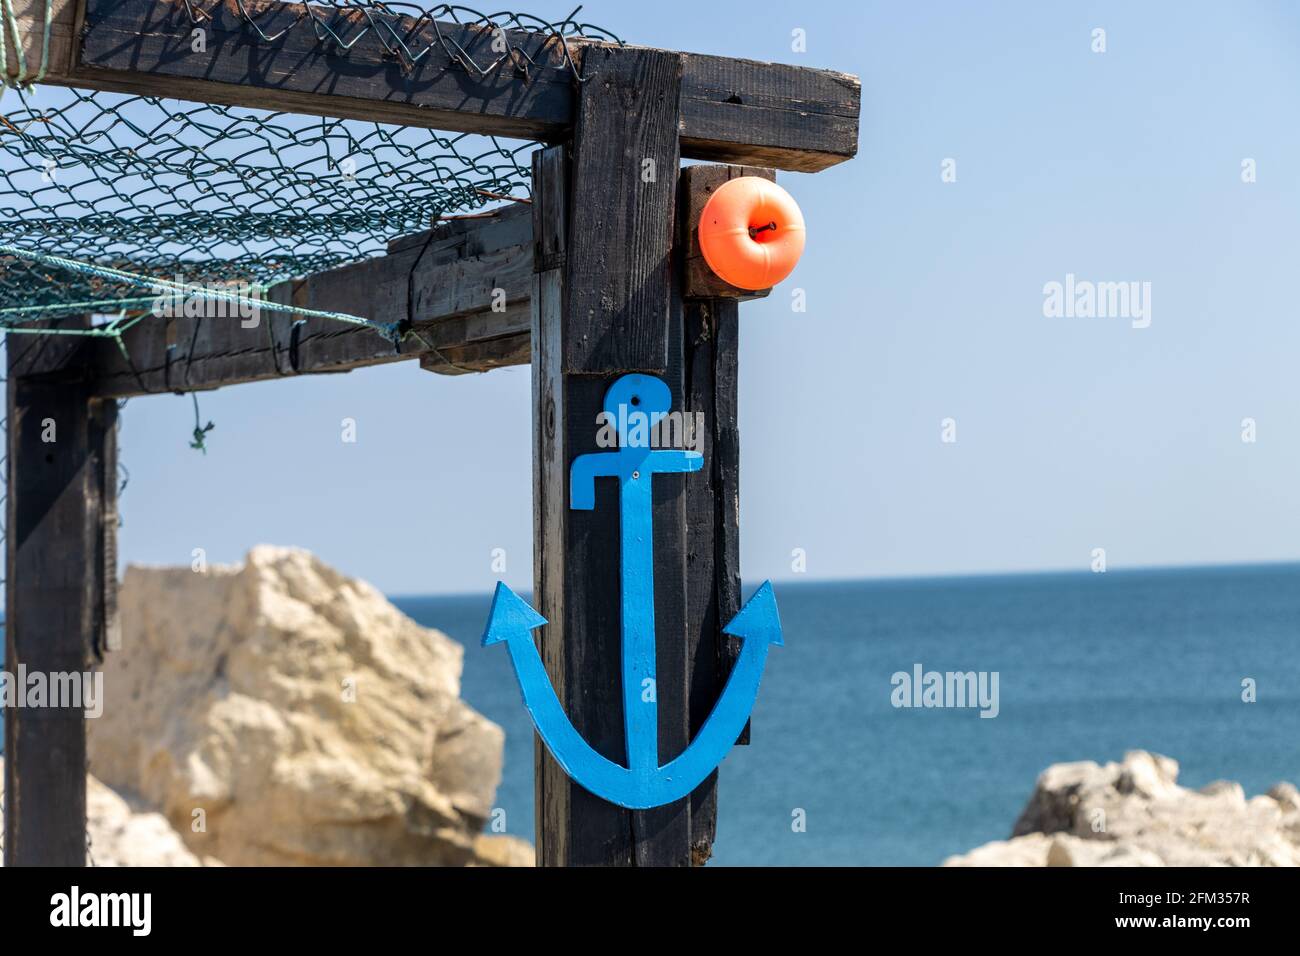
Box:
[385,557,1300,602]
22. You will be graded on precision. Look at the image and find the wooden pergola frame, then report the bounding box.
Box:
[3,0,860,866]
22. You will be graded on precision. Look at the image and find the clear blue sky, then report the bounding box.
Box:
[112,0,1300,595]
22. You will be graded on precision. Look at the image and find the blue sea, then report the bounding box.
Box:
[395,563,1300,866]
[2,563,1294,865]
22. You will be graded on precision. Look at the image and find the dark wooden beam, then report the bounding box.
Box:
[562,45,682,374]
[11,161,783,392]
[9,204,535,396]
[675,51,861,173]
[76,0,575,141]
[7,1,859,172]
[417,329,530,376]
[5,316,118,866]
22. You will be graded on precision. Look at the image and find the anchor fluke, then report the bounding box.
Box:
[481,581,547,647]
[723,580,783,647]
[479,576,785,809]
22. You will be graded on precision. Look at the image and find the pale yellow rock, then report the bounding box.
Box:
[943,832,1055,867]
[431,699,507,822]
[87,546,529,866]
[1268,782,1300,813]
[1045,835,1074,867]
[471,834,537,867]
[944,750,1300,867]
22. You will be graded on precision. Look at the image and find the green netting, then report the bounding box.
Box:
[0,1,619,335]
[0,85,539,323]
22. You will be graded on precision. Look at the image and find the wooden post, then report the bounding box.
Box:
[530,143,573,865]
[4,321,118,866]
[682,298,743,862]
[530,42,754,862]
[531,41,696,866]
[678,162,759,862]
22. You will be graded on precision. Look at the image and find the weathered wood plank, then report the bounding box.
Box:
[77,0,575,140]
[683,301,720,863]
[684,299,745,742]
[532,136,707,864]
[680,173,746,866]
[4,316,116,866]
[94,392,120,655]
[677,51,861,172]
[533,135,697,865]
[633,265,692,866]
[532,144,637,865]
[12,204,535,396]
[4,1,859,171]
[530,146,571,866]
[562,45,682,374]
[709,305,745,748]
[417,326,529,375]
[682,164,777,300]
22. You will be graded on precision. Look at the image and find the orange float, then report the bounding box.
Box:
[698,177,806,291]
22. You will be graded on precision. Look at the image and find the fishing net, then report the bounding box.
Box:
[0,1,620,334]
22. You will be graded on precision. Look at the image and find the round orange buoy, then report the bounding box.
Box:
[698,177,806,291]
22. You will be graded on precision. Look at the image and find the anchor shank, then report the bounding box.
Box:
[619,471,659,773]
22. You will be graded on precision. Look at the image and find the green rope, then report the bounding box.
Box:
[189,393,214,454]
[0,244,390,333]
[0,0,52,89]
[0,296,160,319]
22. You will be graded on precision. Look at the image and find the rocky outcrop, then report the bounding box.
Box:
[87,545,532,867]
[0,758,208,867]
[944,750,1300,867]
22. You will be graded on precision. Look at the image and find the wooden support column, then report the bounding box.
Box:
[4,320,118,866]
[530,60,759,866]
[682,299,743,863]
[531,39,697,866]
[678,163,759,862]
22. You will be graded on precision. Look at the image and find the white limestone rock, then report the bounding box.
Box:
[87,545,529,867]
[944,750,1300,867]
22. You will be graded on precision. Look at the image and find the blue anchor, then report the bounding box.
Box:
[482,373,783,809]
